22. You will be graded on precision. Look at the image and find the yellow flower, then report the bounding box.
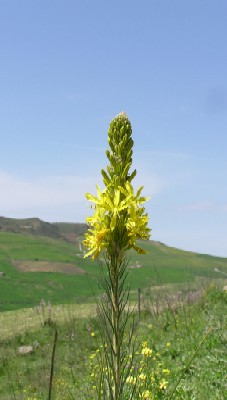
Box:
[84,184,150,258]
[141,389,152,399]
[159,378,168,390]
[126,375,136,385]
[141,347,152,357]
[162,368,170,374]
[139,373,146,381]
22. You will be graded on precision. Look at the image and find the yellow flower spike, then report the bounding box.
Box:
[83,112,150,260]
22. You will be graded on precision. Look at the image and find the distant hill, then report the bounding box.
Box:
[0,218,227,312]
[0,216,87,243]
[53,222,88,243]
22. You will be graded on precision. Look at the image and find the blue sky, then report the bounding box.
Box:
[0,1,227,257]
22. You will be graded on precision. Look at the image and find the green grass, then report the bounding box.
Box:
[0,303,96,341]
[1,228,226,398]
[0,287,226,399]
[0,232,227,312]
[0,232,99,311]
[137,286,227,399]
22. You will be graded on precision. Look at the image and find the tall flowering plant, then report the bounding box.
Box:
[84,112,150,259]
[83,112,150,399]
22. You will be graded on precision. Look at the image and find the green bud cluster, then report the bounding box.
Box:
[101,112,137,189]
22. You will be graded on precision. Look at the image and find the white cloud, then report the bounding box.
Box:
[0,171,99,220]
[179,201,227,213]
[0,168,164,222]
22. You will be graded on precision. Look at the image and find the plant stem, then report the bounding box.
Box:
[48,328,58,400]
[111,255,121,400]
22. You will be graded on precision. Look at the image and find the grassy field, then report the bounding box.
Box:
[0,228,226,399]
[0,286,226,399]
[0,231,227,312]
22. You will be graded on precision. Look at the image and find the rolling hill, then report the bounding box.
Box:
[0,217,226,312]
[0,216,87,242]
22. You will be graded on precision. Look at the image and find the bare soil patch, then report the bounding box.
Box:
[11,260,85,274]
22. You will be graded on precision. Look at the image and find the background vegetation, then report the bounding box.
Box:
[0,217,226,399]
[0,218,227,312]
[0,286,226,399]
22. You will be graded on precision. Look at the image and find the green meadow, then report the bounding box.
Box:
[0,286,226,399]
[0,231,227,312]
[0,228,227,399]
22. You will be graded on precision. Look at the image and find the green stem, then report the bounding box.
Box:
[111,256,121,400]
[48,328,58,400]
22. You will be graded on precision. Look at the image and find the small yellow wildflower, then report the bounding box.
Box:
[141,389,152,399]
[162,368,170,374]
[126,376,136,385]
[159,379,168,390]
[141,347,152,357]
[139,373,146,381]
[166,342,171,347]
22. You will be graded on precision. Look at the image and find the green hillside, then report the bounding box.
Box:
[0,216,87,242]
[0,227,227,312]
